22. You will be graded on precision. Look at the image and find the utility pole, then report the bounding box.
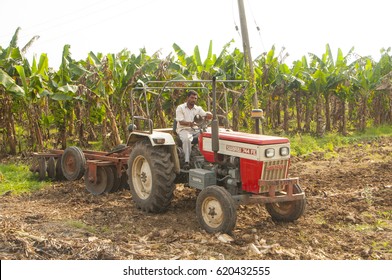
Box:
[237,0,261,133]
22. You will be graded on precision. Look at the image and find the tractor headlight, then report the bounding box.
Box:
[265,148,275,158]
[153,138,165,144]
[280,147,290,156]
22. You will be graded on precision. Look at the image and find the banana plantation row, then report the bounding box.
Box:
[1,28,392,154]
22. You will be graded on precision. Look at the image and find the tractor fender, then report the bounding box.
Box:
[126,131,180,174]
[127,131,176,146]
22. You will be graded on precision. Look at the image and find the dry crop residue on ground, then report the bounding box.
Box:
[1,137,391,260]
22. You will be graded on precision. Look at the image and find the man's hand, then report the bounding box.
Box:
[180,120,194,127]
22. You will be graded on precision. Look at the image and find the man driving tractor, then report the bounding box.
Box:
[175,90,212,170]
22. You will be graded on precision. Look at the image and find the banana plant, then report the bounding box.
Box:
[0,27,41,153]
[352,57,382,131]
[48,45,83,148]
[373,48,392,125]
[254,46,285,131]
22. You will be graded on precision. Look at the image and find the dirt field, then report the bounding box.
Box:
[1,137,391,260]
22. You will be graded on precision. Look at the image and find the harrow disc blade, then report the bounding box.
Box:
[85,166,108,195]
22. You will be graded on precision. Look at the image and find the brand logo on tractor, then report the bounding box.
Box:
[266,164,285,171]
[226,145,257,155]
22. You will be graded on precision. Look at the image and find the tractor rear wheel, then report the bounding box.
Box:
[127,141,175,213]
[196,186,237,234]
[265,184,306,222]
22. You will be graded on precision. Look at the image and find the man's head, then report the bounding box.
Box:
[186,90,198,108]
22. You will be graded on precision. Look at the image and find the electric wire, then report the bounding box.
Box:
[245,0,266,52]
[231,0,242,39]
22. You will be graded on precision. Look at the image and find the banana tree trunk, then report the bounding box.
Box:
[104,99,122,146]
[295,90,302,132]
[31,104,44,151]
[304,93,311,133]
[359,90,368,132]
[340,99,347,136]
[324,92,331,132]
[316,94,324,137]
[282,89,289,133]
[3,95,17,154]
[331,95,338,129]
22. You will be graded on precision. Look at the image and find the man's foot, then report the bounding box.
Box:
[183,162,190,170]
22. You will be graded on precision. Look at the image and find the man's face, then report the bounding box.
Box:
[187,94,198,107]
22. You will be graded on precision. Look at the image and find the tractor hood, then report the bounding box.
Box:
[202,128,289,145]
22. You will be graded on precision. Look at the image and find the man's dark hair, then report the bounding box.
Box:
[187,90,198,98]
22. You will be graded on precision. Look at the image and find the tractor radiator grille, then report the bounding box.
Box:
[261,160,289,181]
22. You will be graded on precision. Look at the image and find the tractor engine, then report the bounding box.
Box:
[209,154,241,195]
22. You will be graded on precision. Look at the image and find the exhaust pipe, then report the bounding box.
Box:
[211,77,220,161]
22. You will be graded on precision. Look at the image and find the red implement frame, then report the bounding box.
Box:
[32,148,130,183]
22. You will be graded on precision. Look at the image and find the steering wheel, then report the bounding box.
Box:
[194,114,211,131]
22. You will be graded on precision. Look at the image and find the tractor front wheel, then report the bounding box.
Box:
[127,141,175,213]
[265,184,306,222]
[196,186,237,234]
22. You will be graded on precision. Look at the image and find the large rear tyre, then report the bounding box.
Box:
[265,184,306,222]
[127,141,175,213]
[61,146,86,181]
[196,186,237,234]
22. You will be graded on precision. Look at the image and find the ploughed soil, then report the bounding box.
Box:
[1,137,391,260]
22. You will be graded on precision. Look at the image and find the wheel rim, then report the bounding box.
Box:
[132,155,152,199]
[270,201,295,215]
[201,196,224,229]
[63,153,76,175]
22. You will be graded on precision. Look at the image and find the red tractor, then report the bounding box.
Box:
[126,78,306,233]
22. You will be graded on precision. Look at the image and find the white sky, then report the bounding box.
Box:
[1,0,391,68]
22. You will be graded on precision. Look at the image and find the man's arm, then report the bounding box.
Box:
[176,105,194,127]
[197,106,212,120]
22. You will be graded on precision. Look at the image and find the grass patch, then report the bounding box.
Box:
[0,163,51,195]
[289,125,392,156]
[65,220,97,234]
[371,241,392,253]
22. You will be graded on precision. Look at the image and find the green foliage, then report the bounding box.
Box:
[0,27,392,155]
[290,134,323,156]
[65,220,97,234]
[0,69,25,96]
[290,125,392,156]
[0,163,51,194]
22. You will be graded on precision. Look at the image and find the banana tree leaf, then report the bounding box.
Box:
[36,53,49,77]
[14,65,29,94]
[57,84,78,93]
[51,93,73,101]
[0,69,25,96]
[193,46,202,67]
